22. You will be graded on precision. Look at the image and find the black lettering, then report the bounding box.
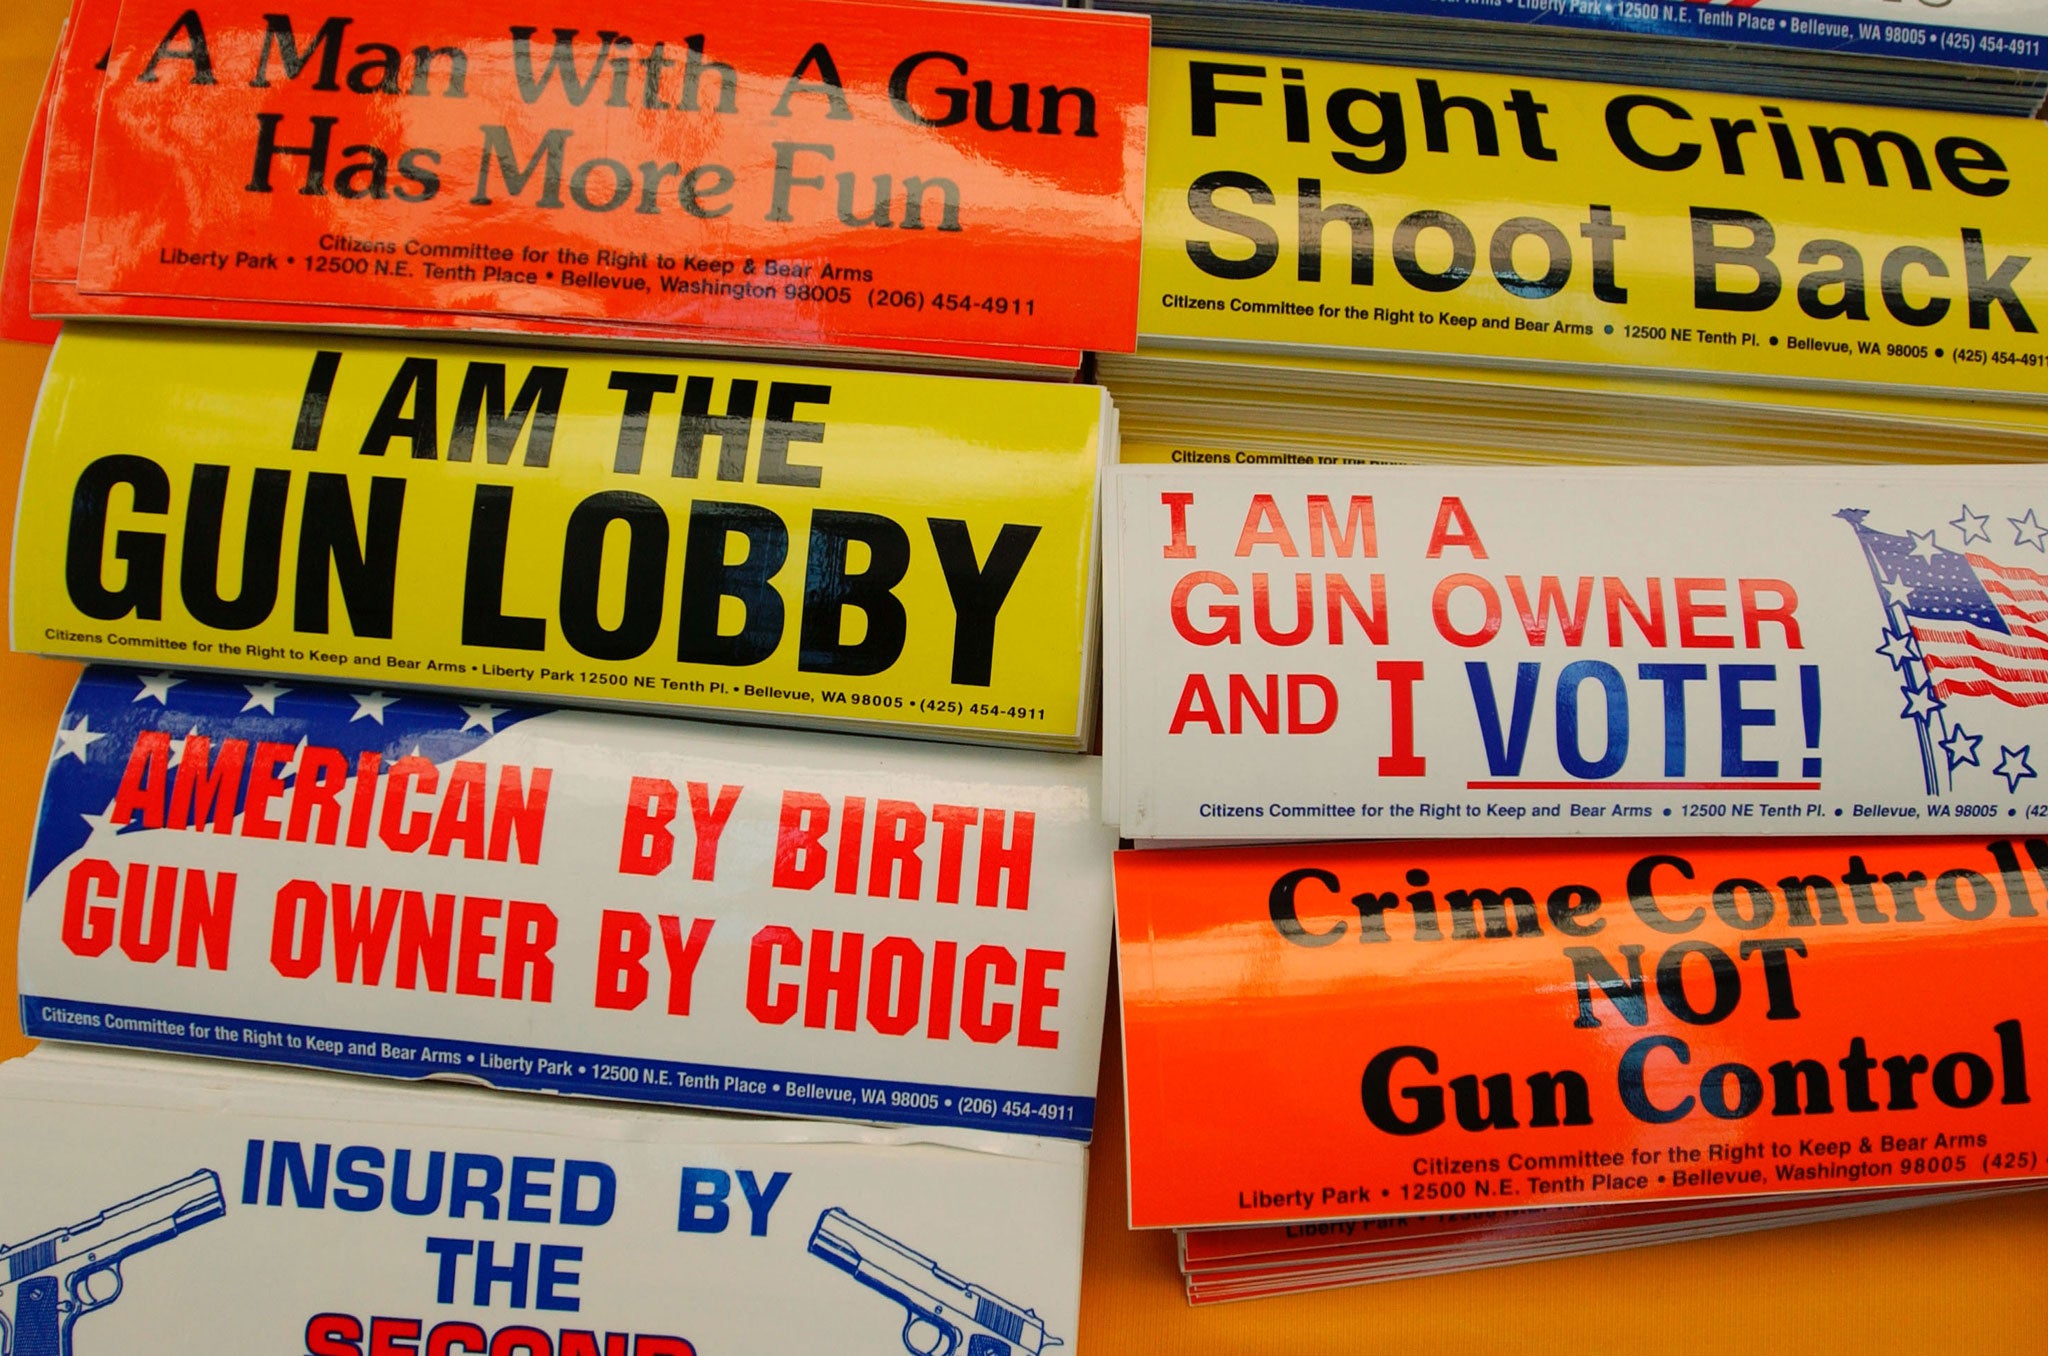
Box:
[181,465,289,630]
[928,519,1039,687]
[294,474,404,638]
[66,455,170,621]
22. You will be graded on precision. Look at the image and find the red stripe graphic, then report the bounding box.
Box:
[1969,554,2048,586]
[1929,679,2048,709]
[1983,579,2048,606]
[1921,652,2048,687]
[1913,627,2048,663]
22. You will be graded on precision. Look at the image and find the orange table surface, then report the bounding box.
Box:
[0,5,2042,1350]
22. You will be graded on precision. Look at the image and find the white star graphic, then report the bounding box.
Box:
[1875,627,1922,670]
[78,803,122,838]
[1942,723,1983,772]
[460,702,507,734]
[2011,509,2048,552]
[352,691,397,724]
[1901,681,1945,721]
[1995,745,2038,793]
[132,672,181,704]
[51,718,106,763]
[1951,505,1993,546]
[167,730,190,768]
[278,735,310,782]
[1881,574,1914,610]
[1908,529,1942,562]
[242,681,289,714]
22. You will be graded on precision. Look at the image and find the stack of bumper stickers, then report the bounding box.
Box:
[1105,48,2048,468]
[1088,0,2048,116]
[1,0,1145,1347]
[1105,463,2048,1298]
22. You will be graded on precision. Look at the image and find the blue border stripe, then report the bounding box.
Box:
[20,996,1094,1143]
[1234,0,2048,72]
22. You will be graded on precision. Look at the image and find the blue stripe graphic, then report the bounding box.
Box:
[20,996,1094,1141]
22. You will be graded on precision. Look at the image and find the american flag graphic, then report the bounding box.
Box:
[1842,506,2048,797]
[35,666,540,893]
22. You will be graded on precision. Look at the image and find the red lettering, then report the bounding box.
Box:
[926,939,957,1040]
[867,800,926,900]
[243,741,295,840]
[619,778,677,876]
[1676,577,1734,649]
[975,810,1033,910]
[960,944,1016,1043]
[380,756,438,853]
[864,935,924,1036]
[370,1316,423,1356]
[1509,575,1593,646]
[1229,673,1280,734]
[116,867,165,965]
[110,732,170,830]
[305,1313,365,1356]
[272,880,327,979]
[490,766,550,865]
[427,1323,488,1356]
[1162,490,1196,558]
[1604,577,1667,647]
[503,902,557,1002]
[344,752,382,848]
[1308,495,1375,558]
[833,798,866,895]
[61,858,119,957]
[1170,571,1239,646]
[746,926,802,1024]
[656,916,714,1016]
[771,792,829,889]
[1325,574,1387,645]
[594,910,651,1011]
[1251,574,1314,645]
[489,1324,546,1356]
[1019,948,1063,1049]
[1168,673,1224,734]
[1433,574,1502,647]
[1287,674,1338,735]
[331,884,400,983]
[288,747,350,844]
[1742,579,1803,649]
[455,896,503,998]
[177,869,235,970]
[1377,661,1426,776]
[169,735,245,833]
[117,864,176,964]
[1235,494,1298,557]
[1425,496,1487,559]
[395,891,453,992]
[685,782,742,881]
[931,806,977,904]
[804,929,863,1030]
[429,762,489,860]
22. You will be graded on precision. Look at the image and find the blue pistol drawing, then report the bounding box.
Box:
[1,1169,226,1356]
[807,1207,1062,1356]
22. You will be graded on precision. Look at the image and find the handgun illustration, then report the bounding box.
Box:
[0,1169,226,1356]
[808,1207,1062,1356]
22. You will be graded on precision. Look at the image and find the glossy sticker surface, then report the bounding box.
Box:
[69,0,1148,359]
[1117,836,2048,1229]
[1143,48,2048,397]
[14,327,1106,747]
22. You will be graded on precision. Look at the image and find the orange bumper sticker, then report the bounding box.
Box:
[1116,836,2048,1229]
[67,0,1147,358]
